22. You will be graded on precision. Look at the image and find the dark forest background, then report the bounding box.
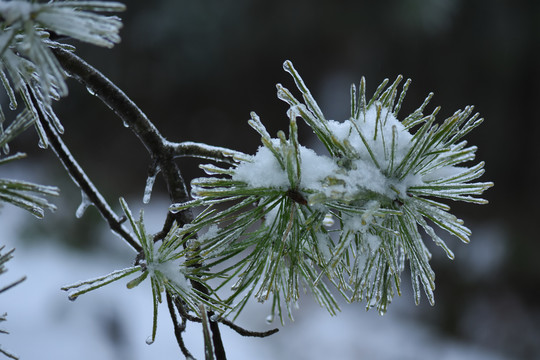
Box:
[9,0,540,358]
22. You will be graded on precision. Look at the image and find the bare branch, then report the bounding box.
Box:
[167,292,196,360]
[219,318,279,338]
[152,211,176,242]
[174,297,202,323]
[52,47,193,222]
[0,276,26,294]
[173,298,278,338]
[174,298,226,359]
[32,90,141,252]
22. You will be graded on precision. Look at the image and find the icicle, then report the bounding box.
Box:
[76,190,92,218]
[143,163,159,204]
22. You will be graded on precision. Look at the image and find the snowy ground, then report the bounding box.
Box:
[0,200,512,360]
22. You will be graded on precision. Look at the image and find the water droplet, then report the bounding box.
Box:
[210,314,218,322]
[68,293,78,301]
[145,336,154,345]
[122,120,130,128]
[86,86,96,96]
[322,213,334,227]
[231,278,242,291]
[265,315,274,324]
[169,205,180,214]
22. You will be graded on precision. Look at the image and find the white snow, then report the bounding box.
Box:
[154,258,190,291]
[147,240,191,292]
[327,104,413,166]
[344,159,389,195]
[233,146,289,189]
[298,146,338,189]
[234,103,425,205]
[233,143,339,191]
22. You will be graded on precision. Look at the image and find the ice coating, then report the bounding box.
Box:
[143,170,158,204]
[76,190,92,218]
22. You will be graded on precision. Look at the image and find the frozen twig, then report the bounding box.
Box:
[219,318,279,338]
[173,297,226,359]
[166,293,196,360]
[51,47,193,221]
[0,347,19,360]
[173,297,279,338]
[0,276,26,294]
[31,90,141,252]
[171,141,245,164]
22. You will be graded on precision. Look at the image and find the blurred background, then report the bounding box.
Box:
[1,0,539,359]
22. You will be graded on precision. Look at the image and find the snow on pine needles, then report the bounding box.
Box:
[171,60,493,320]
[62,198,221,345]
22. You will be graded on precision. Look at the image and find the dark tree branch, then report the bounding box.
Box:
[173,298,278,338]
[0,276,26,294]
[167,292,195,360]
[174,298,226,359]
[174,297,202,323]
[153,211,176,242]
[51,48,192,220]
[219,318,279,338]
[0,347,18,360]
[31,91,142,252]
